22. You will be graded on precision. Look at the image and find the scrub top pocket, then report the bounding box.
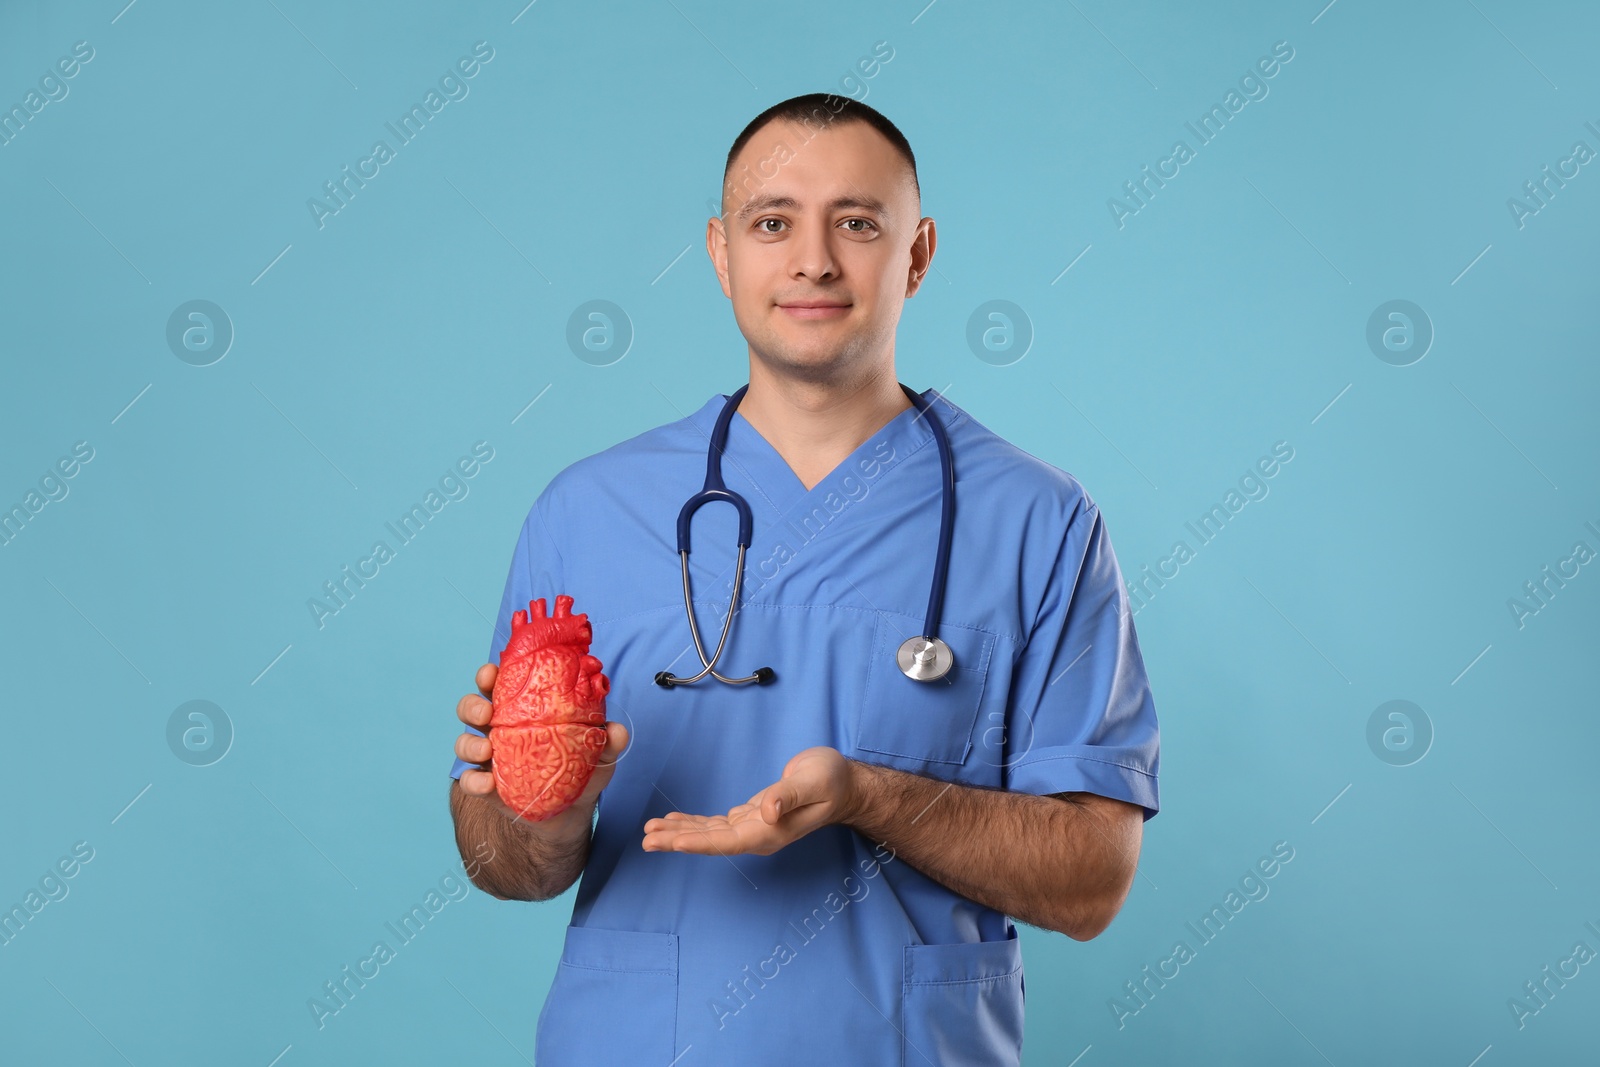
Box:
[901,930,1026,1067]
[854,612,996,768]
[535,925,679,1066]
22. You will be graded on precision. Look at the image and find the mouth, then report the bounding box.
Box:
[777,300,851,320]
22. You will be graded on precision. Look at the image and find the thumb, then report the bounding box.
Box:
[591,722,629,779]
[573,722,629,813]
[764,778,805,824]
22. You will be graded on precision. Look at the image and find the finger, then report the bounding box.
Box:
[458,768,496,796]
[643,824,695,851]
[648,822,756,855]
[455,731,491,764]
[476,662,497,698]
[457,692,492,728]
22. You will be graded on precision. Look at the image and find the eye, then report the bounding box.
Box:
[756,218,786,234]
[842,218,876,233]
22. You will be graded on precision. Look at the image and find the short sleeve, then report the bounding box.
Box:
[448,489,566,779]
[1000,500,1160,820]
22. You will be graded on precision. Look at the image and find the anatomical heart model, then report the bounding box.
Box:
[489,594,610,822]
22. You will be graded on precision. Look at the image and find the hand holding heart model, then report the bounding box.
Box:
[489,594,610,822]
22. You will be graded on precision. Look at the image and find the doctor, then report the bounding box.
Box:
[448,93,1159,1065]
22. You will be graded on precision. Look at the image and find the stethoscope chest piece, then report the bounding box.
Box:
[897,634,954,682]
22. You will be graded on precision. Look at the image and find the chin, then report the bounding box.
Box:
[759,345,863,384]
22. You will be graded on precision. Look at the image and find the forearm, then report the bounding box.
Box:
[840,761,1137,939]
[448,780,592,902]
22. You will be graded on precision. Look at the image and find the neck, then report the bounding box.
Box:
[737,360,913,492]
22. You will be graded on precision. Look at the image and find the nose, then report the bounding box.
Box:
[787,217,838,283]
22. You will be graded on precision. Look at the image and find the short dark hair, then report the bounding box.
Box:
[721,93,919,218]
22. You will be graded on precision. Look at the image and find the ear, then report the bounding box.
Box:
[706,215,733,299]
[905,215,937,298]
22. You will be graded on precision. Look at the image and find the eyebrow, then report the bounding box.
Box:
[732,193,891,222]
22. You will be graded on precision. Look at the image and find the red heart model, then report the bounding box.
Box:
[489,594,610,822]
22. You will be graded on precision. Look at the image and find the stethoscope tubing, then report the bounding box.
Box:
[656,382,952,688]
[911,384,955,645]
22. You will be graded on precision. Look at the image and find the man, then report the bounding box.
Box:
[448,93,1160,1065]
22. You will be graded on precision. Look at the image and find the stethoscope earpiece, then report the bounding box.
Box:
[658,382,955,688]
[653,666,775,688]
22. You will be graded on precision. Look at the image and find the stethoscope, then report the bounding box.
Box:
[654,382,956,689]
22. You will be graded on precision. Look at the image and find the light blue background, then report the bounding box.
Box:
[2,0,1596,1063]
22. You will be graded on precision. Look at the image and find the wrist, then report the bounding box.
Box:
[839,758,880,831]
[521,797,595,839]
[480,786,585,835]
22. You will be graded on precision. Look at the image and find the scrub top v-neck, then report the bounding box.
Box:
[720,394,925,509]
[450,386,1161,1066]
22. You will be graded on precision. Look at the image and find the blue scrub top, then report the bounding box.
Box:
[450,386,1160,1066]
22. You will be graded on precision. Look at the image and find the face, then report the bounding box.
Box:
[707,116,934,386]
